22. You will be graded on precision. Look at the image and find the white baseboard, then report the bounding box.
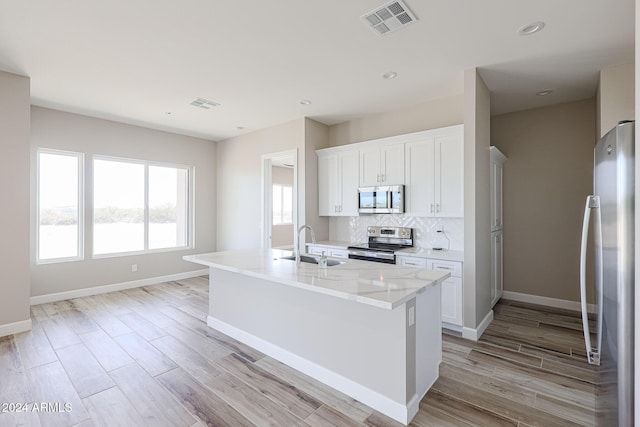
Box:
[501,291,596,314]
[462,310,494,341]
[0,319,32,338]
[208,315,414,425]
[30,269,209,305]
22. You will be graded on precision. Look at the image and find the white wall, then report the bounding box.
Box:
[0,71,31,335]
[598,63,635,138]
[328,95,464,147]
[463,68,492,334]
[216,118,329,251]
[30,107,217,297]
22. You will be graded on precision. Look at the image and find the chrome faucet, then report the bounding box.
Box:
[296,224,316,263]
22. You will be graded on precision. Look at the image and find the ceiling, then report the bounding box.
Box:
[0,0,634,141]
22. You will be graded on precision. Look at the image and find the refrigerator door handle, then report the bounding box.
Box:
[580,195,602,365]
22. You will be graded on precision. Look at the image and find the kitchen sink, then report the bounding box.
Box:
[278,255,345,267]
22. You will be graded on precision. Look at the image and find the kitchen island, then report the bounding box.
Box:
[183,248,449,425]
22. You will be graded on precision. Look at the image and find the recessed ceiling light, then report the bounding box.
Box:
[300,99,312,105]
[382,71,398,80]
[536,89,553,96]
[518,21,545,36]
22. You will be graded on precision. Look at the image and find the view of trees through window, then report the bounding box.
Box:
[93,158,191,256]
[36,150,192,263]
[37,150,82,262]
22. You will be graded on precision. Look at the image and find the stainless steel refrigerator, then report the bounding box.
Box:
[580,120,634,426]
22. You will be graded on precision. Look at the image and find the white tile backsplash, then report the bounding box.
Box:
[329,215,463,251]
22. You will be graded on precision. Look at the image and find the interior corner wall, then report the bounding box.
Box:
[463,68,491,331]
[303,118,330,242]
[598,63,635,138]
[30,107,217,297]
[216,118,305,250]
[0,71,31,333]
[491,99,596,303]
[328,94,464,146]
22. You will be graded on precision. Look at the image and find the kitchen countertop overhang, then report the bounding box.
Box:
[183,248,450,310]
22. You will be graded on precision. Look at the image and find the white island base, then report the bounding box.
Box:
[185,249,445,425]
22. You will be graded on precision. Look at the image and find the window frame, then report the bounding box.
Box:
[92,155,194,259]
[36,148,85,265]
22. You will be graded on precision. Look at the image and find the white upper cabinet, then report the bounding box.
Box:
[490,147,507,231]
[318,149,359,216]
[359,143,405,187]
[405,126,464,217]
[317,124,463,218]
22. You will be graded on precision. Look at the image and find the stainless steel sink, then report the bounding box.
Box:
[279,255,345,267]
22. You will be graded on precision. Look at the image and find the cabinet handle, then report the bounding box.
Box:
[435,266,453,270]
[430,204,434,213]
[436,204,440,213]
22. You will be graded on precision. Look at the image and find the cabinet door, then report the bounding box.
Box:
[380,144,405,185]
[404,140,435,216]
[338,150,360,216]
[359,147,381,187]
[440,277,463,326]
[428,259,463,326]
[491,230,503,307]
[434,134,464,218]
[318,154,338,216]
[490,160,503,231]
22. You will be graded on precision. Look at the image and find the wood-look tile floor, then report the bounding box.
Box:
[0,277,597,426]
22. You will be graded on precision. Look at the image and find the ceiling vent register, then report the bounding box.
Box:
[190,98,220,109]
[361,0,417,36]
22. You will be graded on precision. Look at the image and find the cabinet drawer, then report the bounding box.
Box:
[398,256,427,268]
[329,248,349,259]
[427,259,462,277]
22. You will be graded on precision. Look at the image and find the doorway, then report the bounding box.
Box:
[261,149,297,249]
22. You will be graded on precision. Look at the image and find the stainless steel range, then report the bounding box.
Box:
[347,226,414,264]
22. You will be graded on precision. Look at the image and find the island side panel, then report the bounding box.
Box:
[207,267,411,407]
[415,284,442,403]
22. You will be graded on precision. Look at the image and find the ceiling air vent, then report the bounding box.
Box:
[190,97,220,109]
[361,0,417,36]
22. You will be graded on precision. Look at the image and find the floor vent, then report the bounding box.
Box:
[190,98,220,109]
[361,0,417,36]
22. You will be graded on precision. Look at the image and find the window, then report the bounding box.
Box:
[272,184,293,225]
[93,157,192,257]
[37,150,83,263]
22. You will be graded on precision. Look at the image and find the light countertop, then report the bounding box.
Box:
[183,248,449,310]
[395,247,464,262]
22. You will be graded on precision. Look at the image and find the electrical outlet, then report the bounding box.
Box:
[131,264,138,272]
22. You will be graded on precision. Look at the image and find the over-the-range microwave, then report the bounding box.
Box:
[358,185,404,214]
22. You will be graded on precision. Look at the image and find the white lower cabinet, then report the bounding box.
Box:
[307,245,349,259]
[490,230,503,307]
[397,256,463,328]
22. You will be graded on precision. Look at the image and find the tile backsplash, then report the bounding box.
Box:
[329,215,463,251]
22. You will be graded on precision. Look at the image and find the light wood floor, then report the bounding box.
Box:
[0,277,597,426]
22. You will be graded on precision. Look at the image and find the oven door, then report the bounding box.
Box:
[347,248,396,264]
